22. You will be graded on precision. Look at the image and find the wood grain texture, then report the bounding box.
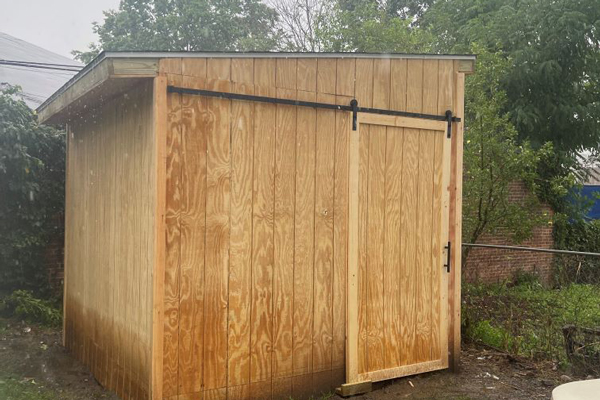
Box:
[292,89,316,378]
[354,58,373,376]
[163,90,182,398]
[227,64,254,391]
[437,60,455,369]
[178,93,207,395]
[203,94,231,390]
[273,68,297,382]
[382,125,404,369]
[63,55,468,400]
[250,87,276,388]
[400,60,424,367]
[333,109,350,371]
[63,81,155,400]
[333,59,353,374]
[365,58,390,372]
[414,59,438,363]
[450,64,465,371]
[313,93,336,375]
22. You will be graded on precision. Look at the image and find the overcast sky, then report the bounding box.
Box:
[0,0,121,59]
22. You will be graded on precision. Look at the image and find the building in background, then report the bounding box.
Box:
[0,32,81,108]
[580,165,600,221]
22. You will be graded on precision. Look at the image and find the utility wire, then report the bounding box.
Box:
[0,59,81,72]
[0,64,77,76]
[0,59,82,69]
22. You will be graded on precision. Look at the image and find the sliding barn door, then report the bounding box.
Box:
[346,113,452,384]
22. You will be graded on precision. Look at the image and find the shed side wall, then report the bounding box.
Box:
[159,57,463,400]
[64,80,155,400]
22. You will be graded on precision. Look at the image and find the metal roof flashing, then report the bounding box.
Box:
[37,51,476,124]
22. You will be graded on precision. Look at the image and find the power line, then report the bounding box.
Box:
[0,59,82,72]
[0,64,77,76]
[0,59,82,69]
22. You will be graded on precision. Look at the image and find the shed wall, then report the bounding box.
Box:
[64,80,156,400]
[159,57,462,400]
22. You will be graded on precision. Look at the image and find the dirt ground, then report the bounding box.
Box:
[0,318,577,400]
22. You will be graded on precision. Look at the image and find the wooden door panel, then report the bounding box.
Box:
[347,114,451,385]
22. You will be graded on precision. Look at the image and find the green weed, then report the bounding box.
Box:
[463,281,600,368]
[0,290,61,327]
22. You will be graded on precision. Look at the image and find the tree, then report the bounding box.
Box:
[318,1,433,52]
[0,85,65,295]
[268,0,336,51]
[73,0,281,63]
[423,0,600,153]
[461,48,552,265]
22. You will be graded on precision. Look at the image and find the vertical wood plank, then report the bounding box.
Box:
[437,60,454,369]
[228,59,255,394]
[345,112,360,383]
[250,60,276,398]
[336,58,356,97]
[449,64,464,371]
[382,124,404,370]
[182,58,207,77]
[313,92,336,379]
[317,58,337,95]
[203,94,231,390]
[163,91,182,398]
[333,58,353,376]
[178,93,207,395]
[152,76,168,400]
[364,125,386,372]
[273,59,297,393]
[113,101,125,395]
[365,58,390,372]
[354,58,373,375]
[415,60,438,363]
[384,58,407,369]
[333,109,349,372]
[297,59,317,92]
[399,59,424,366]
[292,88,316,379]
[254,58,276,96]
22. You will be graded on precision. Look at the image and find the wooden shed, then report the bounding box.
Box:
[38,52,474,400]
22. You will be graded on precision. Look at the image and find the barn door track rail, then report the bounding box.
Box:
[167,86,461,137]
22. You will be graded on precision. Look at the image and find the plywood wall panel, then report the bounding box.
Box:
[177,94,207,396]
[154,56,464,400]
[64,80,155,400]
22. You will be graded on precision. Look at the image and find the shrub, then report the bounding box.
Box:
[0,85,65,296]
[554,219,600,285]
[0,290,61,327]
[462,281,600,373]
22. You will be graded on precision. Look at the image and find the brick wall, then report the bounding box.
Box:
[463,181,554,285]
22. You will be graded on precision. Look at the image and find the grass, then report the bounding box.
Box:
[463,279,600,371]
[0,376,60,400]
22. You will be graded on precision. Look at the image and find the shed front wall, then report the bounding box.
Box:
[64,80,156,400]
[159,57,463,400]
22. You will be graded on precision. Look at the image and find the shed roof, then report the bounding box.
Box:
[38,51,476,124]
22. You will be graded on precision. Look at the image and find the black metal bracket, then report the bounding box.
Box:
[350,99,358,131]
[445,110,453,138]
[167,86,461,133]
[444,241,451,273]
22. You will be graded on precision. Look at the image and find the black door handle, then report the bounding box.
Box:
[444,242,451,273]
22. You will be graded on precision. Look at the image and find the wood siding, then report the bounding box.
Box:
[64,80,156,400]
[159,57,460,400]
